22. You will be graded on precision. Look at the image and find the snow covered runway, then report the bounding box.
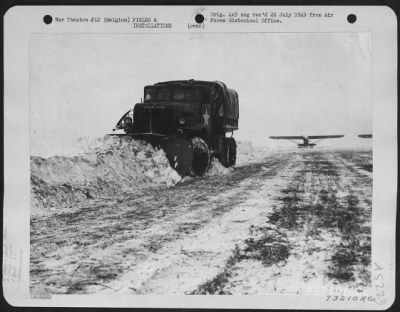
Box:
[30,149,372,295]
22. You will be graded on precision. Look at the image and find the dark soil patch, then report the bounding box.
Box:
[268,184,304,229]
[324,195,371,284]
[241,234,289,266]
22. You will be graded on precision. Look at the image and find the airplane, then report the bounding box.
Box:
[358,134,372,138]
[269,135,344,148]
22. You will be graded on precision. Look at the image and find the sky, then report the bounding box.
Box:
[30,32,372,156]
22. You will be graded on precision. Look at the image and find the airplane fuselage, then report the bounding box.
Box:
[297,137,316,148]
[297,143,316,148]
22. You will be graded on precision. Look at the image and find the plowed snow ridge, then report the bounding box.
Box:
[30,136,182,213]
[30,137,257,214]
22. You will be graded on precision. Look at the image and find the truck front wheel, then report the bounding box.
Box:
[191,137,211,176]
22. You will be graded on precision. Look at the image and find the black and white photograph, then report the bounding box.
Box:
[3,5,396,309]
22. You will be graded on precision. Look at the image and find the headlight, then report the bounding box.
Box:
[178,118,186,126]
[124,116,133,125]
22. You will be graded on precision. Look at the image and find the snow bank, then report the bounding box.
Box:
[206,158,233,176]
[31,136,181,213]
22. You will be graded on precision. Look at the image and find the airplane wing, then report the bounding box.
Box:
[358,134,372,138]
[269,136,305,140]
[307,135,344,139]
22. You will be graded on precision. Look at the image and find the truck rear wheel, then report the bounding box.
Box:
[227,137,237,166]
[191,137,211,176]
[220,138,230,168]
[220,137,237,168]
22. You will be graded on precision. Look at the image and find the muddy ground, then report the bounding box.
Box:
[30,149,372,295]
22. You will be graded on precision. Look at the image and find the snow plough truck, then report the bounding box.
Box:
[112,80,239,176]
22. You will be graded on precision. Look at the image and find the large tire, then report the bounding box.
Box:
[227,137,237,166]
[191,137,211,176]
[220,138,230,168]
[220,137,236,168]
[161,136,193,177]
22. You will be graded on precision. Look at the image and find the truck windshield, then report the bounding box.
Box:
[144,87,171,101]
[144,87,209,102]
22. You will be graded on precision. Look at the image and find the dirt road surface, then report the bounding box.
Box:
[30,149,372,295]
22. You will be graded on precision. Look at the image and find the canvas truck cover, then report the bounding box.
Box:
[213,81,239,121]
[224,88,239,120]
[152,80,239,121]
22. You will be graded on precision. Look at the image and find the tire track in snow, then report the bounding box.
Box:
[101,152,296,294]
